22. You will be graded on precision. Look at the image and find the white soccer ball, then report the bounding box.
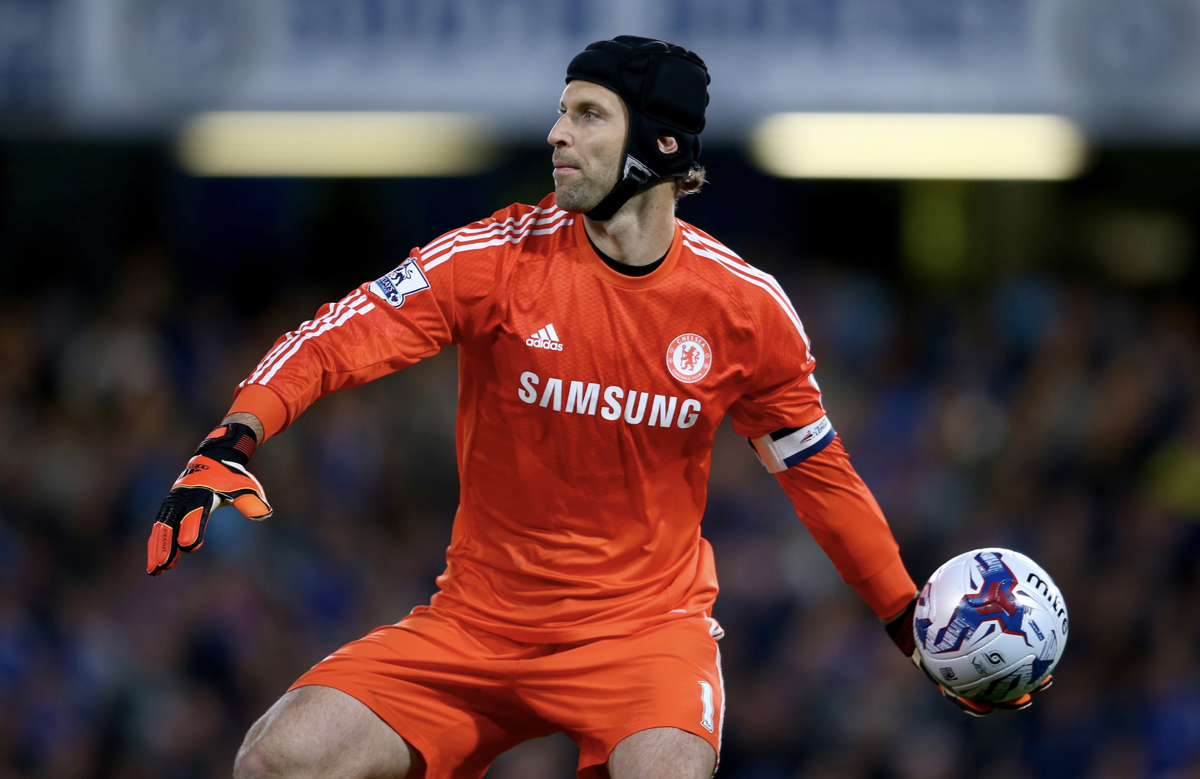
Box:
[914,548,1067,704]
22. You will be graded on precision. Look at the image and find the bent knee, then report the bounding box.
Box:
[233,697,317,779]
[609,726,716,779]
[233,731,320,779]
[232,742,270,779]
[234,686,417,779]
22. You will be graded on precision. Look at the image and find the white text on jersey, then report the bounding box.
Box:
[518,371,700,428]
[526,323,564,351]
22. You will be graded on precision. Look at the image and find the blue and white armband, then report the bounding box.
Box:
[749,415,836,473]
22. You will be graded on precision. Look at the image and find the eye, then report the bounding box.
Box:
[584,110,598,120]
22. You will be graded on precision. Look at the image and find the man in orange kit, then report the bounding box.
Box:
[147,36,1028,779]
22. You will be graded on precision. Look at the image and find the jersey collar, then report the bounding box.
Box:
[574,217,683,290]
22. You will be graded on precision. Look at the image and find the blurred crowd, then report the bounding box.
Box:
[3,204,1200,779]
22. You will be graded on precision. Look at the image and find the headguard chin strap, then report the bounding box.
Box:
[566,35,710,221]
[587,156,657,221]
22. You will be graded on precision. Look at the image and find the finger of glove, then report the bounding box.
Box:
[148,489,189,575]
[229,491,273,520]
[943,690,993,717]
[990,677,1053,713]
[147,487,214,575]
[1031,675,1054,696]
[178,492,221,551]
[992,694,1033,712]
[147,521,180,575]
[158,487,216,552]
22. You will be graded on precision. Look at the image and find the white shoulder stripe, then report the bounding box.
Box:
[685,229,743,260]
[683,229,802,307]
[421,210,546,254]
[244,291,368,386]
[420,214,526,255]
[243,208,570,391]
[249,296,376,387]
[682,228,808,346]
[422,209,569,265]
[423,213,573,273]
[530,216,573,235]
[682,238,811,346]
[421,206,564,256]
[244,292,366,386]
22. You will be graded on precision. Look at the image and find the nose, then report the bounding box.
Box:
[547,114,571,148]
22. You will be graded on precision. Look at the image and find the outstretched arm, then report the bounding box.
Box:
[771,435,1052,716]
[146,203,524,574]
[147,255,455,573]
[725,257,1051,716]
[765,433,916,619]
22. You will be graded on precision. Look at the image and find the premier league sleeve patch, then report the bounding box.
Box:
[369,258,431,308]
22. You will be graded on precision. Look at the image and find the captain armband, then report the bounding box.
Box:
[748,415,836,473]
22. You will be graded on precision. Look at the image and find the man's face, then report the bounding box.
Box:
[547,81,628,212]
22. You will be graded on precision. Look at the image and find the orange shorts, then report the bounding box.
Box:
[290,606,724,779]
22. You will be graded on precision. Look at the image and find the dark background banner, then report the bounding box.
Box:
[4,0,1200,138]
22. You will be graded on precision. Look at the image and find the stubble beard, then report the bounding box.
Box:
[554,155,621,213]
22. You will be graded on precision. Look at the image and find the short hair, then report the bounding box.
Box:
[674,166,707,201]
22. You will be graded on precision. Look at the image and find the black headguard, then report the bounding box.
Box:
[565,35,710,220]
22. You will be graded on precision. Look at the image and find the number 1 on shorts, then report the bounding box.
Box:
[699,680,715,732]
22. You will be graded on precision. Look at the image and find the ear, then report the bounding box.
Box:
[657,136,680,155]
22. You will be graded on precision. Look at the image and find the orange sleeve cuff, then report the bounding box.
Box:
[228,384,290,442]
[850,555,918,619]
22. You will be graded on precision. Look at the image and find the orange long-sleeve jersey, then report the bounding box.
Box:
[229,194,915,642]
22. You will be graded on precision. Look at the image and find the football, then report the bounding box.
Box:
[914,548,1067,704]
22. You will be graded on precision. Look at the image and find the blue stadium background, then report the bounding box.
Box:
[4,1,1200,777]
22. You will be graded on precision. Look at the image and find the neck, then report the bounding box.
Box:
[582,179,676,267]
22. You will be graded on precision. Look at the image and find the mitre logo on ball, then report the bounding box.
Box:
[666,334,712,383]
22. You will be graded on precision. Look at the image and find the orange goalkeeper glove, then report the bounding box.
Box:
[885,595,1053,717]
[147,422,273,575]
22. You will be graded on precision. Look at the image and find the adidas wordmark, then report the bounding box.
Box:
[527,323,564,351]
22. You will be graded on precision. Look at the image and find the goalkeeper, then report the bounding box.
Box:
[150,35,1046,779]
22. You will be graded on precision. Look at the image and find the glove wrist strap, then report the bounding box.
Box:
[194,422,258,467]
[885,595,918,658]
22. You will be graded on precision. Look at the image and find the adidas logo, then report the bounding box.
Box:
[526,323,564,351]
